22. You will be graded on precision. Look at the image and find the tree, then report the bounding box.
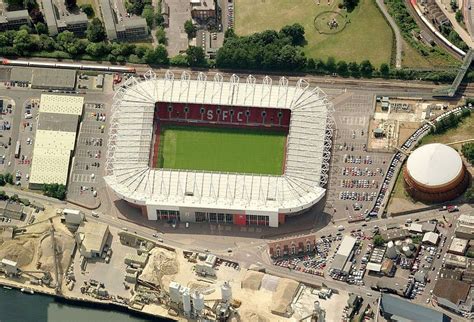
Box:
[86,18,106,42]
[343,0,359,12]
[4,0,23,10]
[374,235,385,246]
[186,46,206,66]
[29,8,45,24]
[380,63,390,78]
[35,22,48,35]
[85,41,110,57]
[155,27,167,45]
[65,0,76,9]
[326,57,336,73]
[170,54,188,66]
[42,183,67,200]
[144,45,169,65]
[13,29,33,54]
[279,23,305,46]
[224,28,236,39]
[359,60,374,78]
[348,62,360,77]
[465,186,474,202]
[455,10,463,23]
[81,4,94,18]
[4,173,13,185]
[56,31,76,50]
[337,60,349,77]
[184,20,196,38]
[142,5,154,28]
[461,142,474,164]
[0,174,5,186]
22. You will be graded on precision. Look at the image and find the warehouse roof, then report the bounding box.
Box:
[406,143,463,187]
[78,222,109,252]
[37,113,79,132]
[31,68,76,90]
[448,237,468,254]
[9,67,32,83]
[39,95,83,115]
[381,294,449,322]
[29,95,83,186]
[433,279,470,305]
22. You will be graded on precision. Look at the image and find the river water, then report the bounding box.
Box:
[0,288,163,322]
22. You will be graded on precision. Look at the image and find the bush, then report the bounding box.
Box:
[42,183,67,200]
[155,27,167,45]
[461,142,474,165]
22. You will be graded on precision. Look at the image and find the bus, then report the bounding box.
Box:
[14,141,20,158]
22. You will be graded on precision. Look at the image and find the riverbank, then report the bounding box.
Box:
[0,278,173,322]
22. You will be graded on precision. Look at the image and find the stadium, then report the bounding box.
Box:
[105,70,334,227]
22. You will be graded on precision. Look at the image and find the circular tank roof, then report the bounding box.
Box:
[407,143,463,187]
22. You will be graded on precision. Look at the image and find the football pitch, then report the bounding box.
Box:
[156,126,287,175]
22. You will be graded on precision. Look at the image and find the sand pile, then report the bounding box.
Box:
[239,311,270,322]
[241,271,264,290]
[38,233,74,276]
[0,238,36,267]
[140,247,178,287]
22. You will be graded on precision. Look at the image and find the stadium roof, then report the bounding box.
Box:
[29,95,83,186]
[105,71,334,214]
[406,143,463,187]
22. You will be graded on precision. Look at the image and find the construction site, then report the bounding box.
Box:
[0,203,342,321]
[368,96,457,151]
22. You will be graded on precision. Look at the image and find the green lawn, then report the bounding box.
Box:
[235,0,393,66]
[157,126,287,175]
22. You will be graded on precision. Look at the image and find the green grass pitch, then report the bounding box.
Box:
[156,125,287,175]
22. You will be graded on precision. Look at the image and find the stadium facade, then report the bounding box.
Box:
[105,71,334,227]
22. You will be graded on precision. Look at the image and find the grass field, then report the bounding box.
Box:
[157,126,287,175]
[235,0,393,66]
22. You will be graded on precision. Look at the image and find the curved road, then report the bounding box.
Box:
[375,0,403,69]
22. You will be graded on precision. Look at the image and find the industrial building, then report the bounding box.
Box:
[380,294,450,321]
[403,143,469,202]
[433,279,472,315]
[268,235,317,258]
[0,200,24,220]
[63,209,85,225]
[455,213,474,240]
[41,0,88,36]
[330,236,357,276]
[0,10,30,31]
[191,0,217,21]
[422,232,439,245]
[75,222,110,258]
[448,237,469,255]
[31,68,77,90]
[29,94,83,188]
[99,0,148,41]
[0,258,19,275]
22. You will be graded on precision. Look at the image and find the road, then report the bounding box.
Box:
[376,0,403,68]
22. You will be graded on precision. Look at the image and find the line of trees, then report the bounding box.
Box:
[0,22,469,82]
[42,183,67,200]
[431,108,471,134]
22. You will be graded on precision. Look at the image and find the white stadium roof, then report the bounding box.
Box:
[105,71,334,214]
[406,143,463,187]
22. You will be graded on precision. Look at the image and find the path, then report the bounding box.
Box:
[375,0,402,68]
